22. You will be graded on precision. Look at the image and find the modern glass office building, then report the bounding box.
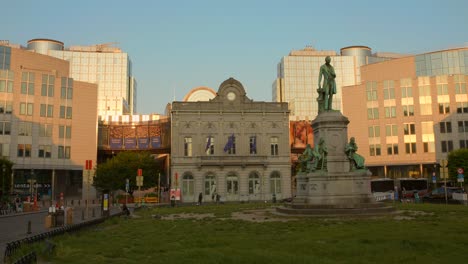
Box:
[26,39,136,118]
[343,47,468,180]
[273,46,403,121]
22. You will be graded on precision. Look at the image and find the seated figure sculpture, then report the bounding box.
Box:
[311,137,327,171]
[297,144,314,173]
[345,137,365,170]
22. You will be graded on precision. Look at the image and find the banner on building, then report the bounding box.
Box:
[290,121,313,149]
[138,137,149,149]
[124,137,137,149]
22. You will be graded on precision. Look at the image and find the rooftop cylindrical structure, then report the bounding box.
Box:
[27,38,64,55]
[340,45,372,57]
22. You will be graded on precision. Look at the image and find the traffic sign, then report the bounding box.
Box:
[457,168,464,174]
[138,168,142,176]
[457,174,464,183]
[136,176,144,187]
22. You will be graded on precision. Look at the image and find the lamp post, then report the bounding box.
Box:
[1,164,5,197]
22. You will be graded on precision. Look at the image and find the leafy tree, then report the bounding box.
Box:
[93,152,161,193]
[447,149,468,182]
[0,158,14,199]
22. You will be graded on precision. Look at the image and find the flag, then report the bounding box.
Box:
[250,136,257,154]
[224,134,234,152]
[205,136,212,152]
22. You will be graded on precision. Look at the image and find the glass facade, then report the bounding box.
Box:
[0,46,11,70]
[274,46,393,120]
[415,50,468,76]
[49,49,133,116]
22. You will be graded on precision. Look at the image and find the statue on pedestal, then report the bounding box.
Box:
[317,56,337,112]
[297,138,328,173]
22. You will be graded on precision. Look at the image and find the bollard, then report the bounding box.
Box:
[27,220,32,234]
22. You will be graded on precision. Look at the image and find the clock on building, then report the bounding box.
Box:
[227,92,236,101]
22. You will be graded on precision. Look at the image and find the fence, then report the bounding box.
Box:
[3,211,125,263]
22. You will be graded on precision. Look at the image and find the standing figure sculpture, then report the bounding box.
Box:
[317,56,337,112]
[311,137,328,171]
[345,137,365,170]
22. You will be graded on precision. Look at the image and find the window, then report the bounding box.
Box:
[60,106,72,119]
[38,145,52,158]
[58,146,71,159]
[0,121,11,135]
[400,78,412,98]
[387,144,399,155]
[403,105,414,116]
[458,121,468,133]
[457,102,468,113]
[40,124,53,137]
[0,69,14,93]
[383,80,395,100]
[455,83,467,94]
[205,136,214,155]
[369,144,381,156]
[437,84,449,95]
[440,122,452,133]
[41,74,54,97]
[182,173,194,196]
[405,143,417,154]
[270,171,281,194]
[2,101,13,114]
[249,136,257,154]
[224,134,236,154]
[248,172,260,195]
[441,141,454,153]
[384,107,396,118]
[20,103,33,116]
[423,142,435,153]
[367,108,379,120]
[59,125,72,139]
[385,124,398,136]
[460,140,468,149]
[18,122,32,136]
[40,104,54,117]
[438,103,450,114]
[17,144,32,157]
[270,137,279,156]
[183,137,192,157]
[204,174,216,196]
[404,123,416,135]
[366,81,377,101]
[226,174,239,195]
[21,72,35,95]
[61,77,73,99]
[369,126,380,138]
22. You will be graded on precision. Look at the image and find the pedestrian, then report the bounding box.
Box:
[198,192,203,205]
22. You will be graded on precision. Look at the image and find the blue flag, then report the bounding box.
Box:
[224,134,234,152]
[250,136,257,154]
[205,136,212,152]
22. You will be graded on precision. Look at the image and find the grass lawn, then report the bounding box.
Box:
[13,202,468,263]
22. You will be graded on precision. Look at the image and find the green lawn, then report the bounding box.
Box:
[14,202,468,263]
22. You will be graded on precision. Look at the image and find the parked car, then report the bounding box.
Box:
[422,187,464,202]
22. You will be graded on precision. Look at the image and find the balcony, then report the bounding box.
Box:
[197,155,268,168]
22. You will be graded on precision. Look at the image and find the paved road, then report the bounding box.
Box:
[0,205,121,262]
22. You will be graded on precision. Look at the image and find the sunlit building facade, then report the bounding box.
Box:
[343,47,468,180]
[273,46,403,121]
[0,44,98,200]
[171,78,291,202]
[26,39,136,117]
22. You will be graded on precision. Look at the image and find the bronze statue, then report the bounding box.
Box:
[345,137,365,170]
[311,137,327,171]
[317,56,336,112]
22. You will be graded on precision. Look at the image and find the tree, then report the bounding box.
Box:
[0,158,14,200]
[93,152,161,193]
[447,148,468,182]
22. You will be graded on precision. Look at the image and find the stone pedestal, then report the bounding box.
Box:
[277,111,394,216]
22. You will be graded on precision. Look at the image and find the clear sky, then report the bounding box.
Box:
[3,0,468,114]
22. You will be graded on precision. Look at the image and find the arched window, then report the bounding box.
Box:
[182,172,194,196]
[248,171,260,194]
[204,172,216,196]
[270,171,281,194]
[226,172,238,195]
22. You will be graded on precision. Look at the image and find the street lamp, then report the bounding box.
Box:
[1,164,5,197]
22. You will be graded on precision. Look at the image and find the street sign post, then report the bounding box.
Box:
[457,168,464,185]
[85,160,92,219]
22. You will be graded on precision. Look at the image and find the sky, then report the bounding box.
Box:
[3,0,468,114]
